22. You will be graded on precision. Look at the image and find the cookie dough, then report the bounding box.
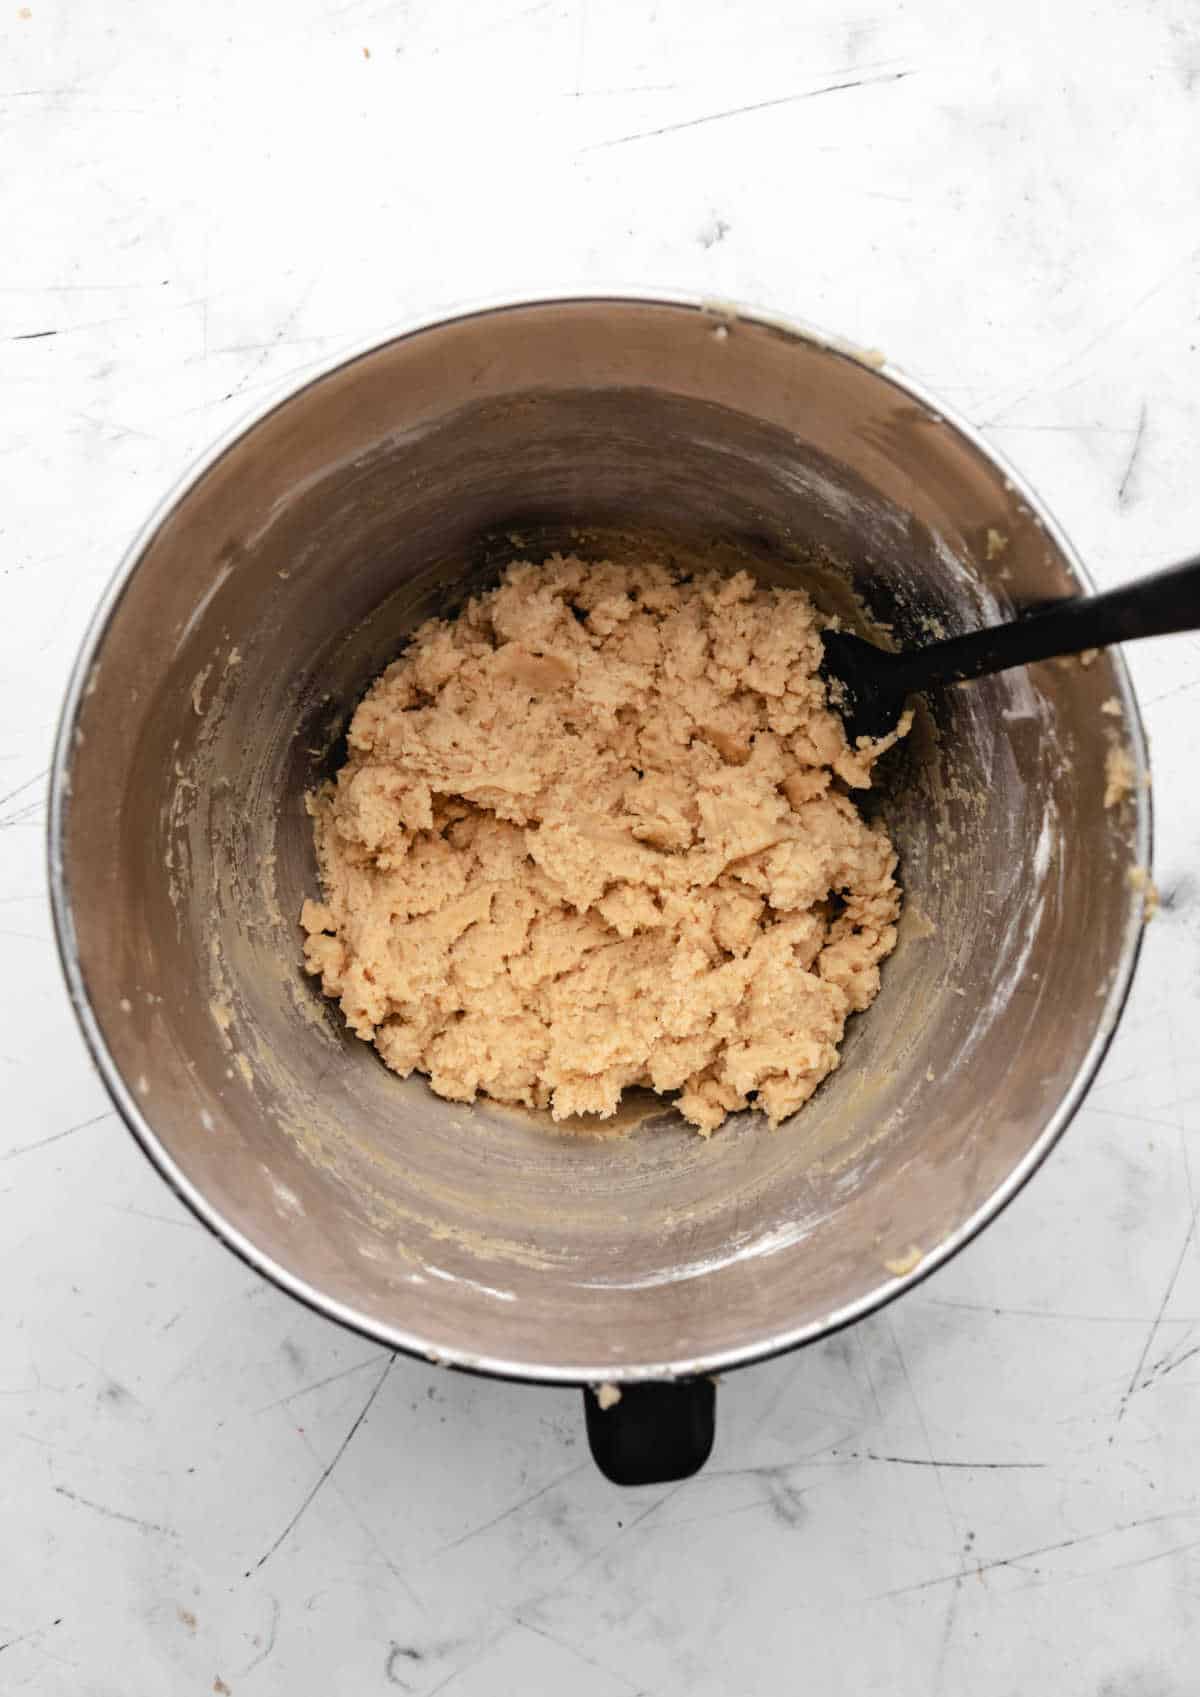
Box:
[302,556,908,1134]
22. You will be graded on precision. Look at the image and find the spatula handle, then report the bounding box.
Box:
[895,554,1200,692]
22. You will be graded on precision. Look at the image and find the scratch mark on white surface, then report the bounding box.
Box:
[869,1505,1200,1602]
[886,1313,957,1531]
[521,1475,696,1609]
[1117,1206,1198,1420]
[219,286,315,403]
[427,0,554,58]
[1143,676,1200,709]
[1117,402,1148,507]
[250,1350,390,1413]
[1173,1037,1194,1215]
[1147,1341,1200,1385]
[209,334,332,356]
[982,249,1199,421]
[516,1619,643,1694]
[71,408,156,443]
[881,1318,964,1687]
[247,1355,394,1575]
[0,280,171,293]
[2,1110,114,1164]
[239,1596,280,1675]
[984,1532,1200,1597]
[564,83,680,98]
[0,767,48,818]
[420,1642,503,1697]
[1,302,202,341]
[919,1296,1199,1324]
[1122,1002,1200,1412]
[1075,1533,1200,1582]
[1086,1104,1184,1134]
[933,1565,963,1694]
[0,794,46,830]
[979,421,1140,435]
[1090,1066,1149,1095]
[13,1426,83,1454]
[331,1482,427,1616]
[649,1498,774,1534]
[53,1485,178,1539]
[745,1355,805,1437]
[573,0,587,98]
[436,1461,590,1554]
[0,1619,63,1656]
[706,1455,824,1484]
[585,69,913,149]
[106,1201,200,1231]
[842,1451,1045,1470]
[853,1324,885,1420]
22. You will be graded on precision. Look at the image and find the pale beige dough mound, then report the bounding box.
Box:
[302,556,909,1134]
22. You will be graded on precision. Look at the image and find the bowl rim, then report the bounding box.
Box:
[47,288,1154,1385]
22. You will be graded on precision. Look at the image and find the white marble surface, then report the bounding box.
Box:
[3,1,1200,1691]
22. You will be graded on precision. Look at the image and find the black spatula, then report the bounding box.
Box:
[820,555,1200,743]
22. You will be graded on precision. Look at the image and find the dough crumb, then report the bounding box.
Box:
[906,905,937,940]
[1127,864,1159,922]
[1100,696,1122,717]
[883,1245,923,1277]
[303,556,908,1135]
[594,1382,622,1410]
[191,664,212,717]
[1056,647,1103,674]
[985,528,1009,561]
[1104,744,1136,809]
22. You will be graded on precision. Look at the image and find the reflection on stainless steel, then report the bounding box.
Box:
[49,294,1150,1384]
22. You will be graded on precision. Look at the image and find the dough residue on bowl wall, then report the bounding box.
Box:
[1104,743,1136,809]
[301,555,910,1135]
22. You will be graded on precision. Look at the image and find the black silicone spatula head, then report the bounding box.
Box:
[819,629,909,744]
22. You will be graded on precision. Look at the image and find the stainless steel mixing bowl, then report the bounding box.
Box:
[49,294,1150,1482]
